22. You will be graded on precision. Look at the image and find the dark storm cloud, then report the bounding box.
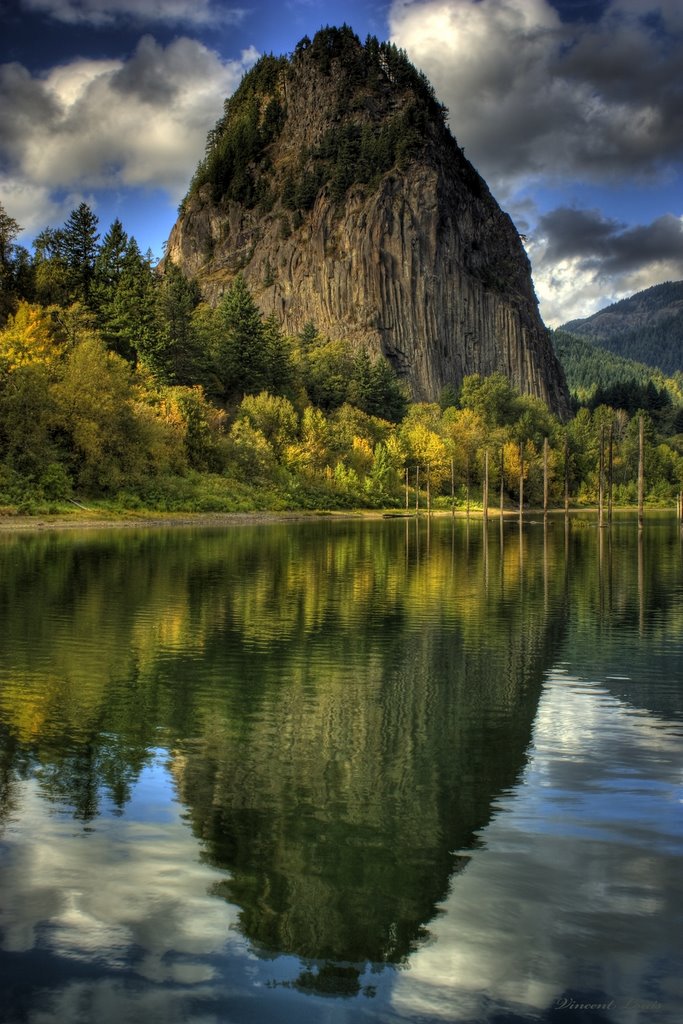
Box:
[20,0,246,27]
[390,0,683,189]
[537,207,683,276]
[0,62,59,157]
[111,34,188,102]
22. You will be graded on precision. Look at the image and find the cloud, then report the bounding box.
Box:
[389,1,683,320]
[0,176,91,236]
[391,673,683,1021]
[527,208,683,324]
[20,0,246,27]
[389,0,683,192]
[537,207,683,274]
[0,36,258,215]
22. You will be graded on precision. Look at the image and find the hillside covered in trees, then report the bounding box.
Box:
[1,200,683,516]
[561,281,683,375]
[552,329,683,428]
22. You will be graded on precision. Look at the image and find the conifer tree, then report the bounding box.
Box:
[92,219,129,306]
[33,227,70,306]
[0,204,29,323]
[144,261,202,384]
[104,239,158,364]
[212,274,268,399]
[61,203,100,306]
[262,313,295,396]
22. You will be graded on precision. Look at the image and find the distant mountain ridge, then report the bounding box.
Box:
[561,281,683,375]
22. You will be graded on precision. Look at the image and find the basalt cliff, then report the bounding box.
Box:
[165,27,569,414]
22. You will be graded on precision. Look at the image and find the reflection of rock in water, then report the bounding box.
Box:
[170,530,566,992]
[0,520,569,997]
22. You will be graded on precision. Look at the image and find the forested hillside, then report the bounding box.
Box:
[561,281,683,375]
[1,200,683,515]
[552,329,683,429]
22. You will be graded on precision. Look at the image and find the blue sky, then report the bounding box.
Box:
[1,0,682,324]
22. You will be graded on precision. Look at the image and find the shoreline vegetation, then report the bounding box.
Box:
[2,201,683,522]
[0,503,676,532]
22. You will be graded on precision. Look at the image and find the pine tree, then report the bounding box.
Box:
[60,203,100,306]
[213,274,268,398]
[92,219,129,307]
[0,204,25,322]
[298,321,319,352]
[33,227,71,307]
[144,261,202,384]
[104,239,158,365]
[262,313,295,396]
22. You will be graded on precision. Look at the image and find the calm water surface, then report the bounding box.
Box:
[0,515,681,1023]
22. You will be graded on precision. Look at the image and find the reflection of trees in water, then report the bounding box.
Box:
[0,520,570,997]
[0,518,625,994]
[562,519,683,719]
[164,522,568,989]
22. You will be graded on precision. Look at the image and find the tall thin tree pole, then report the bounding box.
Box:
[415,465,420,516]
[427,462,431,517]
[483,449,489,525]
[564,433,570,520]
[405,466,409,512]
[607,422,614,526]
[450,456,455,518]
[638,415,645,531]
[466,454,471,520]
[518,442,524,526]
[543,436,549,523]
[500,446,505,518]
[598,425,605,528]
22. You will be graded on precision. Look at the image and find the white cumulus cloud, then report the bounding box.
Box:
[528,209,683,325]
[0,36,258,219]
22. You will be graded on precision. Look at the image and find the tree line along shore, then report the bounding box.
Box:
[2,202,683,519]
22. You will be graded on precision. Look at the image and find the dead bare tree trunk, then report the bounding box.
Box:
[638,416,644,532]
[483,450,489,525]
[543,436,549,523]
[518,442,524,526]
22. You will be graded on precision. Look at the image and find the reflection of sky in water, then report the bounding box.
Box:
[1,682,681,1023]
[391,672,683,1024]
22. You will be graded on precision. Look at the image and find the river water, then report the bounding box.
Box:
[0,514,681,1023]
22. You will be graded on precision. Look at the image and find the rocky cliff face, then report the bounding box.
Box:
[165,28,569,415]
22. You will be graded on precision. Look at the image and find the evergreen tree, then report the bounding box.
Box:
[349,350,407,422]
[33,227,70,306]
[212,274,268,399]
[92,219,129,308]
[145,262,202,384]
[61,203,100,306]
[262,313,295,395]
[104,239,158,364]
[0,203,25,322]
[299,321,320,352]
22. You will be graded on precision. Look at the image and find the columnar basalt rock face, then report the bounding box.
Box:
[165,29,569,415]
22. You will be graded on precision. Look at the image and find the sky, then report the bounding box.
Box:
[1,0,682,326]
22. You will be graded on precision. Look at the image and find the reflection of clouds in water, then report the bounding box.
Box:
[0,759,243,1010]
[27,980,226,1024]
[2,679,681,1023]
[390,672,683,1023]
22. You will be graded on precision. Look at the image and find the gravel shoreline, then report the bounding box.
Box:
[0,509,385,532]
